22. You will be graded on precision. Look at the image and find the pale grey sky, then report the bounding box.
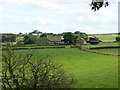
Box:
[0,0,118,34]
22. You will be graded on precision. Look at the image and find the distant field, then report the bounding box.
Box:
[83,42,119,55]
[14,48,118,88]
[89,34,118,42]
[97,34,117,42]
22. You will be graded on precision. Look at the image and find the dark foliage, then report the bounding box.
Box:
[40,34,47,37]
[90,0,109,11]
[63,32,76,44]
[23,35,36,44]
[2,34,16,42]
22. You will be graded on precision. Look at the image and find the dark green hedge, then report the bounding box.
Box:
[2,46,65,50]
[90,46,120,50]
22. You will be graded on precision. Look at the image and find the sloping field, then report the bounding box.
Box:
[15,48,118,88]
[89,34,118,42]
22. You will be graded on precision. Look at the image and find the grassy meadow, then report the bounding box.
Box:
[89,34,118,42]
[83,42,119,55]
[1,33,119,88]
[89,48,119,56]
[83,42,118,48]
[15,48,118,88]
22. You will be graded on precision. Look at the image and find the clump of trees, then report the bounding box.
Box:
[23,35,37,44]
[63,32,88,45]
[74,31,88,41]
[2,34,16,42]
[2,43,76,89]
[63,32,77,44]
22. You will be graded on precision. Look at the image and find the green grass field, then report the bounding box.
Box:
[89,48,119,56]
[82,42,119,55]
[1,33,119,88]
[15,48,118,88]
[89,34,118,42]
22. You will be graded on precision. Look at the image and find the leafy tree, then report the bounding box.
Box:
[40,34,47,37]
[32,30,42,34]
[90,0,109,11]
[74,31,80,34]
[23,35,36,44]
[79,33,88,41]
[19,32,22,35]
[2,43,76,89]
[63,32,76,44]
[74,31,88,41]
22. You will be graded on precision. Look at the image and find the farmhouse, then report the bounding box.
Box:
[35,35,65,45]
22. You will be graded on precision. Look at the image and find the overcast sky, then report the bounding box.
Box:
[0,0,118,34]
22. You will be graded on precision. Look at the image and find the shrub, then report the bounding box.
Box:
[116,36,120,42]
[2,43,76,89]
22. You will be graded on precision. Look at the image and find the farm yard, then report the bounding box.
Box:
[14,47,118,88]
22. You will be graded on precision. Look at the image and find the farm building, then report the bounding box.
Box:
[35,35,65,45]
[87,37,102,45]
[76,38,87,45]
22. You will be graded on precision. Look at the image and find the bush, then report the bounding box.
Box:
[2,43,76,89]
[24,35,36,44]
[116,36,120,42]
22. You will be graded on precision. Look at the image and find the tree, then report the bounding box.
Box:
[74,31,88,41]
[74,31,80,34]
[90,0,109,11]
[2,43,76,89]
[40,34,47,37]
[79,33,88,41]
[63,32,77,44]
[23,35,36,44]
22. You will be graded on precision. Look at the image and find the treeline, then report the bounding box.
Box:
[2,33,17,42]
[1,30,88,45]
[2,30,120,45]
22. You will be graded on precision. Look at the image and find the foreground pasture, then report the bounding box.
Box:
[15,48,118,88]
